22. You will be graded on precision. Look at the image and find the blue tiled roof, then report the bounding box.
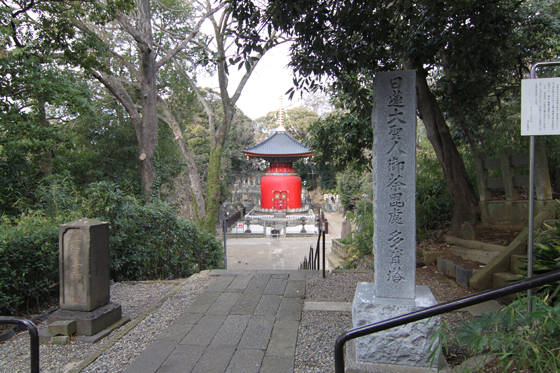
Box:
[244,131,313,157]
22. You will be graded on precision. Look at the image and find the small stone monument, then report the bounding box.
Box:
[460,221,476,240]
[47,219,125,340]
[352,70,440,368]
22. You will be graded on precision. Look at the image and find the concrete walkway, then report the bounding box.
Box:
[124,269,313,373]
[226,237,326,270]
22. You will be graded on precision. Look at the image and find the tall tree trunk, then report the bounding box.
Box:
[202,110,234,233]
[441,49,478,154]
[203,145,225,233]
[138,0,158,195]
[414,66,479,233]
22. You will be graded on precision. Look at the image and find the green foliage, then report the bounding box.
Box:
[456,296,560,372]
[517,218,560,305]
[63,102,141,190]
[341,198,373,269]
[97,196,223,282]
[80,180,223,280]
[293,159,313,190]
[318,163,336,192]
[0,212,78,315]
[307,110,372,173]
[427,319,450,370]
[336,169,362,209]
[416,152,452,240]
[231,0,560,233]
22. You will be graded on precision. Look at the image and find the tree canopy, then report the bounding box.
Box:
[231,0,560,233]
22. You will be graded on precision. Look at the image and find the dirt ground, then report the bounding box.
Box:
[417,223,526,271]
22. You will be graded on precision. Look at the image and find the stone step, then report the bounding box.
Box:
[326,252,344,270]
[493,272,520,299]
[510,254,527,275]
[448,246,501,265]
[445,235,508,252]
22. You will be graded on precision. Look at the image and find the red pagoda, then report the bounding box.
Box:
[244,99,314,211]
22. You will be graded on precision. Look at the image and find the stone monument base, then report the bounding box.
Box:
[48,302,122,336]
[352,283,440,368]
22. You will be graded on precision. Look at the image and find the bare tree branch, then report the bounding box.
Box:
[155,2,225,69]
[116,13,148,49]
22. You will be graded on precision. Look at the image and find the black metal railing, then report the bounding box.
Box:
[299,245,320,270]
[334,269,560,372]
[298,210,326,277]
[0,317,39,373]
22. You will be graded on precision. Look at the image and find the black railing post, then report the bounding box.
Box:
[316,217,322,270]
[223,214,228,269]
[322,230,326,278]
[0,317,39,373]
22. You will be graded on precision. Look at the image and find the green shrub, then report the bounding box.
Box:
[516,218,560,305]
[107,199,223,281]
[81,181,223,280]
[342,198,373,269]
[456,296,560,372]
[0,212,78,315]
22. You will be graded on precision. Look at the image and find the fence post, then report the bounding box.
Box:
[535,139,552,200]
[499,147,519,201]
[474,151,491,201]
[223,215,228,269]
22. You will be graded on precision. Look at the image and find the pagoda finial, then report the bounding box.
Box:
[277,95,285,132]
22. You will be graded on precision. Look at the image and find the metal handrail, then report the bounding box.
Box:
[299,210,325,276]
[0,317,39,373]
[334,269,560,373]
[299,245,317,270]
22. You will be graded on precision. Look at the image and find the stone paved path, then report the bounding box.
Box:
[124,269,313,373]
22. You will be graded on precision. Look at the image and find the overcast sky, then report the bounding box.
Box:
[197,42,298,120]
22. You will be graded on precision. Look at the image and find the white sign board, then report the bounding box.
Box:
[236,222,244,228]
[521,77,560,136]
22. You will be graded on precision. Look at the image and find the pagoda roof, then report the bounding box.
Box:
[244,131,314,158]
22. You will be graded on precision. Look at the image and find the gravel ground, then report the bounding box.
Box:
[1,268,475,373]
[296,311,352,373]
[0,273,215,373]
[295,268,475,372]
[295,272,372,372]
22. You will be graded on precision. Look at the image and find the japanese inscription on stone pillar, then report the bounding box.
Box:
[373,70,417,300]
[62,228,87,307]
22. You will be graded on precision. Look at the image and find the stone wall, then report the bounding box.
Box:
[229,171,265,208]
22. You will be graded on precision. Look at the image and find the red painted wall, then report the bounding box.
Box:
[260,162,302,210]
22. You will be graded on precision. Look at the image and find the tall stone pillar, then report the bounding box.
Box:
[352,71,440,368]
